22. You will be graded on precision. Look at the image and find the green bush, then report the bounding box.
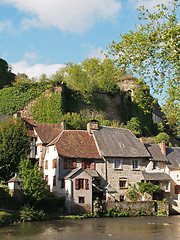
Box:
[0,211,12,225]
[154,132,170,145]
[20,205,45,222]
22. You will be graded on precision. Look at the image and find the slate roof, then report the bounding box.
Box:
[0,114,11,122]
[49,130,101,159]
[8,175,23,183]
[166,147,180,169]
[60,168,99,179]
[152,102,164,118]
[35,123,63,144]
[144,144,168,162]
[92,126,150,158]
[142,171,171,181]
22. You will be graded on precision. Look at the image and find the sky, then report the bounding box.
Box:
[0,0,177,80]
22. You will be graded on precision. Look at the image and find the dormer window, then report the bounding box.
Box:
[119,143,124,148]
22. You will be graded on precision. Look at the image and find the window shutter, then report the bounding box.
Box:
[90,161,95,170]
[175,185,178,194]
[75,178,79,190]
[85,179,89,189]
[81,161,85,169]
[72,159,76,169]
[64,159,67,169]
[52,159,56,169]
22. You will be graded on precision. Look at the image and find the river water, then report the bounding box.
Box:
[0,216,180,240]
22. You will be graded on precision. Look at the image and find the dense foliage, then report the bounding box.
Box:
[153,132,170,146]
[0,118,30,182]
[31,92,64,123]
[19,158,48,203]
[108,0,180,135]
[0,81,47,115]
[0,58,15,89]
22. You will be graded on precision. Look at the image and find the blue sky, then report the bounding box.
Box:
[0,0,177,80]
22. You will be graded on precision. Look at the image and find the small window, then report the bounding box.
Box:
[175,185,180,194]
[120,195,124,202]
[79,196,85,203]
[79,179,84,189]
[53,175,56,186]
[45,160,48,170]
[64,159,76,169]
[119,179,127,189]
[132,160,139,170]
[52,159,56,169]
[153,162,160,170]
[114,159,122,169]
[61,179,65,189]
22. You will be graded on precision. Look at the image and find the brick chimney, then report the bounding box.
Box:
[140,137,145,144]
[87,120,98,134]
[61,120,66,131]
[160,140,166,155]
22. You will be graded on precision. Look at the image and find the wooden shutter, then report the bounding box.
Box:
[75,178,79,190]
[72,159,76,169]
[90,161,95,170]
[52,159,56,169]
[81,161,85,169]
[85,179,89,190]
[53,175,56,186]
[45,160,48,170]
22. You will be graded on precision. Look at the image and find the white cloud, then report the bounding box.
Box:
[11,60,64,79]
[1,0,121,33]
[0,20,15,33]
[137,0,172,10]
[82,44,106,61]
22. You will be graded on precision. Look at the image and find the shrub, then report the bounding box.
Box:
[0,211,12,225]
[154,132,170,145]
[20,205,45,222]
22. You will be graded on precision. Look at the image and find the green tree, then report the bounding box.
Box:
[19,158,48,203]
[126,117,142,137]
[108,0,180,134]
[154,132,170,145]
[0,118,30,182]
[0,58,15,89]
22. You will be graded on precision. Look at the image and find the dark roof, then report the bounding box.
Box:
[144,144,168,162]
[50,130,101,159]
[8,175,23,183]
[35,123,63,144]
[0,114,11,122]
[142,171,171,181]
[61,168,99,179]
[93,126,150,158]
[152,102,164,118]
[166,147,180,169]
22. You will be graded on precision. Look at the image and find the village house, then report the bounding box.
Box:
[43,125,103,213]
[166,147,180,214]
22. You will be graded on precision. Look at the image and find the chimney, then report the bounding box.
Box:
[140,137,145,144]
[87,120,98,134]
[61,120,66,131]
[160,140,166,155]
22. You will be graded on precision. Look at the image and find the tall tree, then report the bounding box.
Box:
[0,58,15,89]
[0,118,30,182]
[108,0,180,134]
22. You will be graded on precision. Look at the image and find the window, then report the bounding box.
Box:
[175,185,180,194]
[81,160,95,170]
[119,179,127,189]
[53,175,56,186]
[64,158,76,169]
[75,178,89,190]
[153,162,160,170]
[78,196,85,203]
[52,159,56,169]
[45,160,48,170]
[61,179,65,189]
[132,160,139,170]
[114,159,122,169]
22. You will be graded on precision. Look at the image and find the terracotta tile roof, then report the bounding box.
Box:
[144,144,168,162]
[35,123,63,144]
[50,130,101,159]
[93,126,150,158]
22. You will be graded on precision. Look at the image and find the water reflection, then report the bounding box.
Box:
[0,216,180,240]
